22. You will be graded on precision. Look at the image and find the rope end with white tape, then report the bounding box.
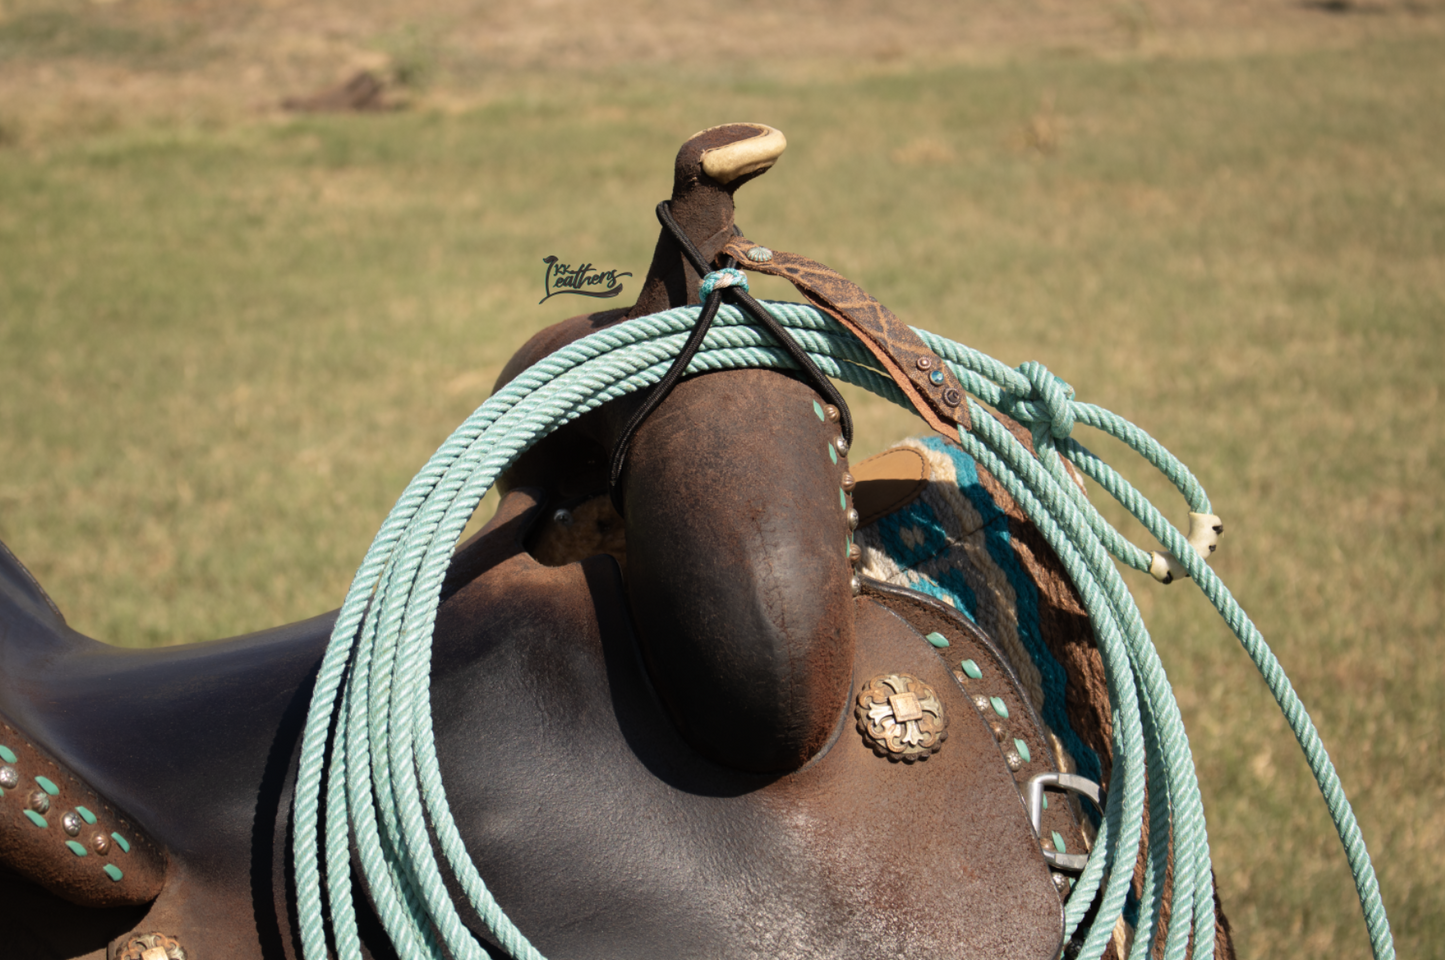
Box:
[1150,513,1224,584]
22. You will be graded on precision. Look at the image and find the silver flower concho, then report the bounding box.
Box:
[855,673,947,762]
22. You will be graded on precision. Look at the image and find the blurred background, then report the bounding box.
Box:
[0,0,1440,955]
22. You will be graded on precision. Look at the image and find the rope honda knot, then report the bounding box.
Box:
[1014,360,1077,440]
[699,268,749,302]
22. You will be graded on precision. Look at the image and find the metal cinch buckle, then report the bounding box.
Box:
[1027,772,1105,873]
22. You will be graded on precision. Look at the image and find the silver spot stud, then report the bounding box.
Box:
[92,832,111,855]
[915,356,933,371]
[1053,873,1071,891]
[552,508,574,528]
[1005,750,1023,771]
[746,246,773,263]
[848,542,862,562]
[850,575,862,596]
[973,695,991,713]
[822,404,840,423]
[846,508,860,531]
[62,810,82,836]
[0,765,16,789]
[833,435,849,457]
[840,472,856,492]
[28,790,50,814]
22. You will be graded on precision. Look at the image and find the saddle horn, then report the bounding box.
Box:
[495,123,857,775]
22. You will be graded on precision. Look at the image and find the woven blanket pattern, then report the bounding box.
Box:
[855,434,1103,788]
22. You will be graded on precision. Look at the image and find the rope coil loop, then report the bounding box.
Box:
[292,300,1394,960]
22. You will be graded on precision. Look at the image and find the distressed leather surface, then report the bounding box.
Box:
[0,712,166,908]
[860,578,1093,889]
[0,486,1065,960]
[722,235,971,435]
[430,488,1065,960]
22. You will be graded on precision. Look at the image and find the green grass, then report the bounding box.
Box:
[1,33,1441,960]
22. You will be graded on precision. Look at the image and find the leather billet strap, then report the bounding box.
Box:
[723,235,972,435]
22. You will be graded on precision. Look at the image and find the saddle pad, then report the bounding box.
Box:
[853,435,1106,792]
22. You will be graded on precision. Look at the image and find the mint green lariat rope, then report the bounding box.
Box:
[292,301,1393,960]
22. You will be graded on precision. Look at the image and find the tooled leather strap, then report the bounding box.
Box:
[0,711,167,907]
[723,235,972,435]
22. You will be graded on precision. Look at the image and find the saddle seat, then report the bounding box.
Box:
[0,473,1078,959]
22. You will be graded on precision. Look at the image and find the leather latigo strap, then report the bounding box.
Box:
[723,236,971,435]
[0,713,166,907]
[860,579,1092,887]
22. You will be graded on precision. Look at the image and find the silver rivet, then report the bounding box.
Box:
[552,509,574,528]
[1053,873,1070,891]
[840,472,856,492]
[92,832,111,855]
[915,356,933,371]
[833,435,849,457]
[973,695,990,712]
[822,404,840,423]
[1005,751,1023,771]
[943,388,962,407]
[845,508,859,530]
[28,790,50,814]
[850,575,862,596]
[62,811,82,836]
[0,765,16,789]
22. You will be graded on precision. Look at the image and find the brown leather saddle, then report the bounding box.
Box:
[0,123,1138,960]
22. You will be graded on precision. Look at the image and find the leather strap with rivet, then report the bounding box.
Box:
[0,712,167,907]
[722,235,972,435]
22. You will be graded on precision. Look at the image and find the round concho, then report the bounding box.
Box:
[855,673,947,762]
[115,932,187,960]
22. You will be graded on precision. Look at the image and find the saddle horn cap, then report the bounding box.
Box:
[695,123,786,184]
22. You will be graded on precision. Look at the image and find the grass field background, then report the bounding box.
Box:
[1,1,1441,956]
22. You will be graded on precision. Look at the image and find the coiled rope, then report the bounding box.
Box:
[291,299,1393,960]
